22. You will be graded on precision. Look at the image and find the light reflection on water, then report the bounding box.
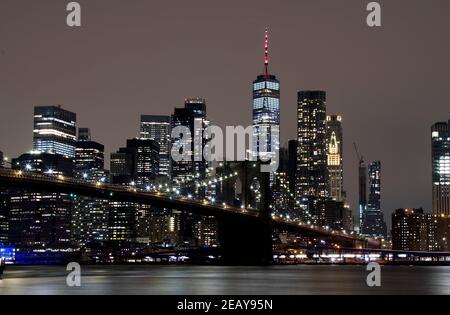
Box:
[1,265,450,295]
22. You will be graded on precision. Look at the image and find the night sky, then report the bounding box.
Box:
[1,0,450,227]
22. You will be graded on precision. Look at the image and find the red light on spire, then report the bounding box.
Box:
[264,28,269,74]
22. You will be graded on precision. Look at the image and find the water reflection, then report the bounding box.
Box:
[1,265,450,295]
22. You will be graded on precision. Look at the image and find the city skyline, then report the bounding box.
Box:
[2,1,450,227]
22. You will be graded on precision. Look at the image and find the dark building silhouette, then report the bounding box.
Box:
[358,157,367,231]
[110,148,134,185]
[361,161,387,238]
[12,152,74,176]
[288,140,297,197]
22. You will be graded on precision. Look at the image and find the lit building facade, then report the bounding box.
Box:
[108,139,159,244]
[9,152,74,249]
[296,91,328,221]
[431,120,450,215]
[171,98,210,187]
[252,29,280,162]
[33,105,77,158]
[0,189,9,244]
[75,128,104,177]
[326,115,345,202]
[109,148,137,244]
[126,138,160,186]
[391,208,445,252]
[136,208,179,245]
[72,128,109,247]
[171,98,215,245]
[140,115,171,178]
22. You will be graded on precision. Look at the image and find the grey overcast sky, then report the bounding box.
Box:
[1,0,450,227]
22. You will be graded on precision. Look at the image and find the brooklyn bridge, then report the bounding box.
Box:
[0,165,379,264]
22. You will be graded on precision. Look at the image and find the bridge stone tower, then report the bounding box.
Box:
[216,161,273,265]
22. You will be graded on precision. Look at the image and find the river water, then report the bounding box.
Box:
[1,265,449,295]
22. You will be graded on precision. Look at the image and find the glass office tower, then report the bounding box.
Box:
[361,161,387,238]
[252,29,280,162]
[33,105,77,158]
[296,91,329,220]
[432,120,450,215]
[140,115,171,178]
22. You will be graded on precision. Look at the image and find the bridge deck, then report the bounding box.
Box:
[0,168,377,247]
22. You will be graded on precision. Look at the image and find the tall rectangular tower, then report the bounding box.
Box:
[33,105,77,158]
[252,29,280,162]
[171,98,210,186]
[75,128,105,177]
[296,91,328,219]
[140,115,171,178]
[431,120,450,215]
[361,161,387,237]
[326,115,344,202]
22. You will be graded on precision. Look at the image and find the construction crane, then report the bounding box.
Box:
[353,142,364,167]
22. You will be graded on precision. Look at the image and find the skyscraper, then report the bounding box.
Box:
[110,148,134,185]
[252,28,280,162]
[109,147,137,244]
[140,115,171,179]
[357,155,367,231]
[110,138,160,186]
[171,98,210,187]
[33,105,77,158]
[326,115,345,202]
[361,161,387,238]
[296,91,328,220]
[72,128,109,247]
[431,120,450,215]
[75,128,105,178]
[126,138,160,186]
[108,139,160,244]
[171,98,214,245]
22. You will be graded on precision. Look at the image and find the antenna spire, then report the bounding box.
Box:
[264,27,269,76]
